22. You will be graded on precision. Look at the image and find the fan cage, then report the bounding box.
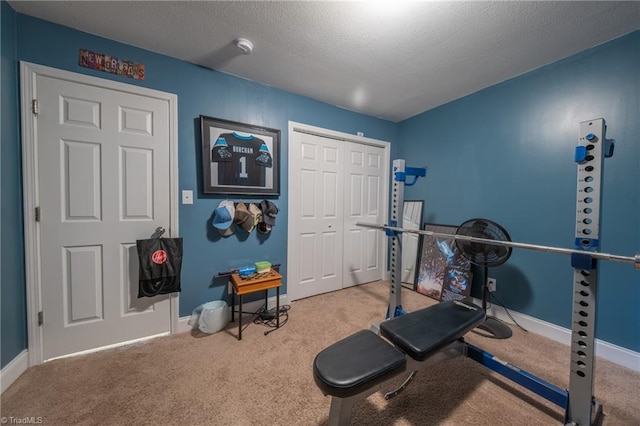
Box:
[455,218,512,267]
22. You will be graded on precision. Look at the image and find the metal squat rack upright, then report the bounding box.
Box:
[387,159,426,319]
[566,118,614,425]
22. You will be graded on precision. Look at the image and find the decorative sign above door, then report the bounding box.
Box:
[79,49,145,80]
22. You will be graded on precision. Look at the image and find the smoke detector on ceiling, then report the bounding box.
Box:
[235,38,254,55]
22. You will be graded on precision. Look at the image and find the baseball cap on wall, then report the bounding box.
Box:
[259,200,279,226]
[257,222,272,234]
[212,200,235,236]
[247,203,262,233]
[234,202,253,233]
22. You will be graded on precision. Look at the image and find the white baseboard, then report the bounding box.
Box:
[474,297,640,372]
[177,294,290,333]
[1,350,29,394]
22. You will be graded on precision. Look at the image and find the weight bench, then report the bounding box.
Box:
[313,300,486,425]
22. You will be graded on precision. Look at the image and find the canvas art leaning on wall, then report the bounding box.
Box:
[416,223,473,302]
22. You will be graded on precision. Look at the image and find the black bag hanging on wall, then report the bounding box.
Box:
[136,237,183,298]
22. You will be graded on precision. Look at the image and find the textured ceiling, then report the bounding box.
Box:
[10,1,640,122]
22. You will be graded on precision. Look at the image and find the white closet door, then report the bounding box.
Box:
[343,142,386,287]
[288,131,344,300]
[288,124,389,301]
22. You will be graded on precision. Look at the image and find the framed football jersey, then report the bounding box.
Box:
[201,116,280,195]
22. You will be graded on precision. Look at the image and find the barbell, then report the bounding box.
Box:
[356,222,640,269]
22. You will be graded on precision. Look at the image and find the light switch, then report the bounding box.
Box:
[182,190,193,205]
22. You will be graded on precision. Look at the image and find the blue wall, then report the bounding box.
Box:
[1,1,28,369]
[399,31,639,352]
[0,11,397,368]
[2,3,638,370]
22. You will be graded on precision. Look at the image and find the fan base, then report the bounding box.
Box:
[473,316,512,339]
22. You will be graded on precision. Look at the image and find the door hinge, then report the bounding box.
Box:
[32,99,39,115]
[35,206,40,222]
[38,311,44,326]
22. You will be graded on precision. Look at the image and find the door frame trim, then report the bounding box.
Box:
[286,121,391,301]
[20,62,179,366]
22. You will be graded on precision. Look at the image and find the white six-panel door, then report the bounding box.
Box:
[288,123,389,301]
[343,142,385,287]
[22,63,177,361]
[288,132,345,300]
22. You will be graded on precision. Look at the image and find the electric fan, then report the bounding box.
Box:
[455,218,513,339]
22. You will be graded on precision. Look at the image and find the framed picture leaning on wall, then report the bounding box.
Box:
[201,115,280,195]
[416,223,473,302]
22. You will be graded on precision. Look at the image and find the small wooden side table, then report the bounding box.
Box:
[229,270,282,340]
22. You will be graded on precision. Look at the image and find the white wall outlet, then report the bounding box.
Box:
[487,277,497,292]
[182,190,193,205]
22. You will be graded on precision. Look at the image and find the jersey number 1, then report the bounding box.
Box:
[238,156,249,178]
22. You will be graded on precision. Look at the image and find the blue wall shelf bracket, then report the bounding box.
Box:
[567,118,609,425]
[394,166,427,187]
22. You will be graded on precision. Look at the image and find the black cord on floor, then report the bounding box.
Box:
[488,291,528,333]
[253,304,290,335]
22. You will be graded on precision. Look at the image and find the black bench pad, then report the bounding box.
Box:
[380,300,485,362]
[313,330,406,398]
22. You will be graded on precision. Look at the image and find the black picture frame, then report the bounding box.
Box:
[415,223,473,302]
[201,115,280,195]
